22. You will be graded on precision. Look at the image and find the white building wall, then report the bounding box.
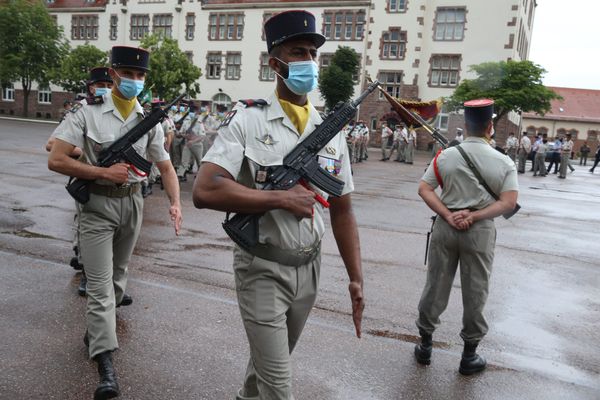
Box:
[44,0,535,112]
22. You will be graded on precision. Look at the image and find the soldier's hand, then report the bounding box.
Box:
[349,281,365,338]
[170,204,182,236]
[283,184,316,219]
[104,163,130,184]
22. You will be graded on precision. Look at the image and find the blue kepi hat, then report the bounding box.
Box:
[264,10,326,53]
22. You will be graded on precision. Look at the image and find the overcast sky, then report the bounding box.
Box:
[529,0,600,90]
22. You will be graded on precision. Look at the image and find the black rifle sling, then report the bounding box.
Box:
[455,145,499,201]
[455,145,520,219]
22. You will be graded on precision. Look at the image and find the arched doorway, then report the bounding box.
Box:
[212,92,232,112]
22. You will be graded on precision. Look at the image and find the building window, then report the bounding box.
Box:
[225,52,241,80]
[429,55,461,87]
[434,7,466,41]
[262,12,275,40]
[212,92,232,111]
[388,0,407,12]
[209,13,244,40]
[380,28,407,60]
[130,14,150,40]
[259,52,275,81]
[71,14,98,40]
[38,87,52,104]
[2,83,15,101]
[378,71,403,98]
[185,13,195,40]
[153,14,172,38]
[322,10,366,41]
[109,14,118,40]
[206,52,222,79]
[319,53,333,74]
[436,106,449,131]
[184,51,194,64]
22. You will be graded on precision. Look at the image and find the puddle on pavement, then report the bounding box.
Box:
[182,243,232,251]
[13,229,58,240]
[367,329,450,349]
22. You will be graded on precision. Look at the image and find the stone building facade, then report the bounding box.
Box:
[1,0,536,147]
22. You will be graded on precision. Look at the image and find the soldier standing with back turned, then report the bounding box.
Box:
[48,46,182,400]
[413,99,518,375]
[193,11,364,399]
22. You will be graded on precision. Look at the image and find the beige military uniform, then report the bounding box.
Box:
[177,115,205,177]
[559,139,574,178]
[418,136,518,343]
[203,91,353,400]
[53,92,169,358]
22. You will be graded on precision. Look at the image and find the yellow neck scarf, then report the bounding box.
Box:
[277,95,310,135]
[112,92,137,120]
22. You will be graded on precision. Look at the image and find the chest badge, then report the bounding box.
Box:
[325,146,336,156]
[257,133,278,146]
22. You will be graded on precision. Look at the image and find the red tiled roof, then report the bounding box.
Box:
[46,0,108,9]
[523,87,600,123]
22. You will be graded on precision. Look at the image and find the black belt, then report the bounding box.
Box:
[89,183,140,198]
[448,208,478,212]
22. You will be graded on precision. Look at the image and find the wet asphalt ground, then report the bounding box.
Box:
[0,118,599,400]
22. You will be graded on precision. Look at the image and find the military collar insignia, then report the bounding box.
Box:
[325,146,336,156]
[257,133,278,146]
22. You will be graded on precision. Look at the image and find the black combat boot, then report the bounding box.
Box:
[78,270,87,296]
[116,294,133,307]
[93,351,119,400]
[414,332,433,365]
[459,341,487,375]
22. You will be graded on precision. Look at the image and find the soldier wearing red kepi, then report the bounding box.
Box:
[414,99,519,375]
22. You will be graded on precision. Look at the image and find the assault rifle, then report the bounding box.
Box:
[174,110,190,131]
[66,93,186,204]
[223,81,380,249]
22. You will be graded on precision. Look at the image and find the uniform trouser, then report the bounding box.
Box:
[381,139,389,159]
[177,142,204,177]
[416,217,496,343]
[507,149,517,162]
[517,149,527,173]
[559,153,569,177]
[580,154,588,165]
[79,191,143,358]
[591,155,600,171]
[359,141,368,160]
[533,152,546,175]
[346,142,354,164]
[233,247,320,400]
[405,142,414,163]
[170,137,185,170]
[396,143,406,161]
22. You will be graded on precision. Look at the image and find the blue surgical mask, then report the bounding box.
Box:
[170,105,177,112]
[275,58,319,95]
[179,106,186,113]
[116,72,144,99]
[188,112,196,118]
[200,107,207,113]
[94,87,109,97]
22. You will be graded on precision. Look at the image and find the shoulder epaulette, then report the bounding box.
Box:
[85,95,104,105]
[69,102,83,113]
[239,99,267,108]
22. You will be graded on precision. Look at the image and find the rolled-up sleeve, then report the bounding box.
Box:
[202,108,246,179]
[338,134,354,196]
[421,162,440,189]
[146,123,170,163]
[52,108,86,148]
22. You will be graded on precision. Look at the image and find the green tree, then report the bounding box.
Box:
[318,46,360,111]
[51,43,108,94]
[140,34,201,100]
[0,0,69,117]
[448,60,561,127]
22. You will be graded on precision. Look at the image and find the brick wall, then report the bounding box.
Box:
[0,90,74,121]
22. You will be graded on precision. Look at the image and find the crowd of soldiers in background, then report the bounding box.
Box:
[59,97,226,198]
[342,120,417,165]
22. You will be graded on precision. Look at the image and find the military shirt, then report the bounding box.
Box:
[519,136,532,152]
[422,136,518,210]
[182,115,206,137]
[53,92,169,185]
[562,139,574,154]
[506,136,518,150]
[203,91,354,250]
